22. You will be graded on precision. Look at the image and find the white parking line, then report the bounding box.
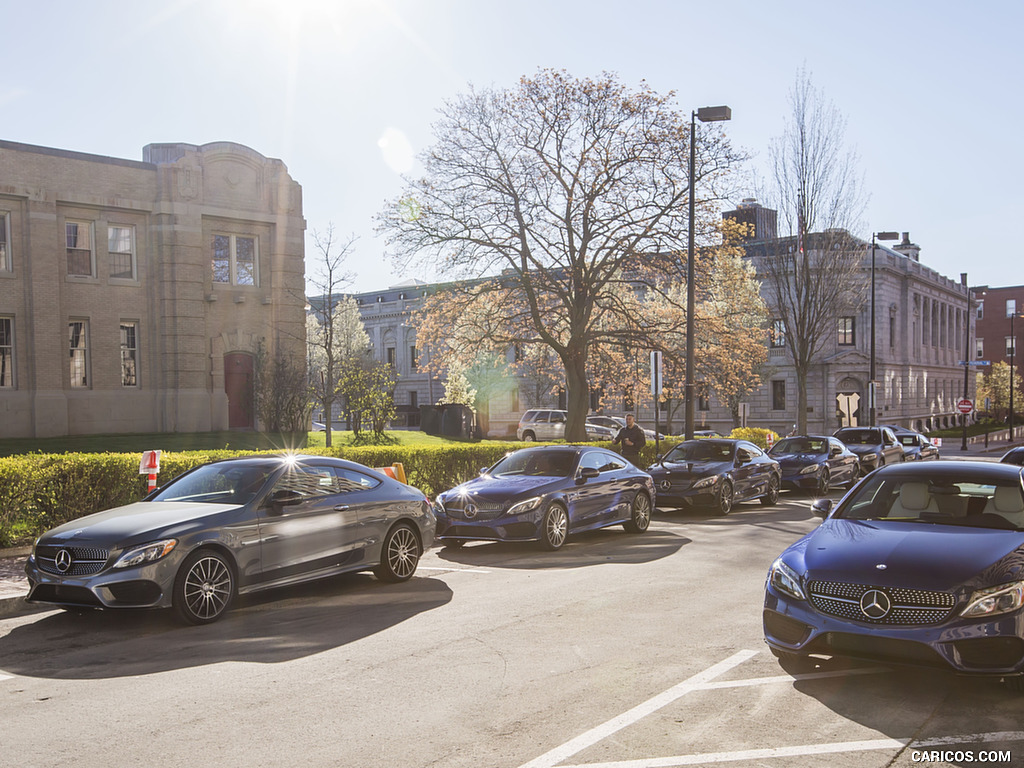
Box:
[417,566,492,574]
[517,650,758,768]
[557,732,1024,768]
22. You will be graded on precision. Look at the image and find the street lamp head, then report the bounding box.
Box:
[874,231,899,241]
[696,106,732,123]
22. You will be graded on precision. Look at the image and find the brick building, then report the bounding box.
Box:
[973,284,1024,367]
[0,139,306,438]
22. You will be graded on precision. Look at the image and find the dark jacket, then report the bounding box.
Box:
[613,424,646,456]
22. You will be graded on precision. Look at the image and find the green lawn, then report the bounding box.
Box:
[0,429,519,457]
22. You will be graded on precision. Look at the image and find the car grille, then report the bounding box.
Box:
[444,502,506,521]
[808,580,955,625]
[36,545,110,577]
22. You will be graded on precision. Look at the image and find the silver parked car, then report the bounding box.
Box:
[25,455,436,624]
[516,409,616,441]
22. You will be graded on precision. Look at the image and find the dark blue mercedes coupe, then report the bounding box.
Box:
[433,445,654,550]
[763,460,1024,692]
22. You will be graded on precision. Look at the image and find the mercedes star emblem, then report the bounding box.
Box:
[55,549,73,574]
[464,503,479,519]
[860,589,892,620]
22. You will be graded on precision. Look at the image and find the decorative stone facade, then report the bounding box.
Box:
[0,139,306,438]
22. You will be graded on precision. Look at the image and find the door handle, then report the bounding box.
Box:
[334,505,350,511]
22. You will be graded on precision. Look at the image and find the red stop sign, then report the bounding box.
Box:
[957,398,973,414]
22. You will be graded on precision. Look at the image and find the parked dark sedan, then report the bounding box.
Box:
[647,439,780,515]
[764,461,1024,692]
[768,435,860,495]
[833,426,905,473]
[433,445,654,550]
[1001,447,1024,466]
[896,431,940,461]
[25,455,435,624]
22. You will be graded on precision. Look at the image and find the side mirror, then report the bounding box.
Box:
[577,466,600,484]
[479,467,489,476]
[810,498,834,519]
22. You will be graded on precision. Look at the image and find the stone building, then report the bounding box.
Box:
[0,139,306,438]
[722,202,975,434]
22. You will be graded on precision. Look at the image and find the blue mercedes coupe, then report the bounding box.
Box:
[763,460,1024,692]
[433,445,654,550]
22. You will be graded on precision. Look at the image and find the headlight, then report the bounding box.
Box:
[961,581,1024,619]
[113,539,178,569]
[862,453,878,462]
[693,475,720,489]
[507,497,543,516]
[434,496,446,514]
[799,464,820,475]
[767,558,806,601]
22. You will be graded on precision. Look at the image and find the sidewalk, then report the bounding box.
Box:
[0,546,44,619]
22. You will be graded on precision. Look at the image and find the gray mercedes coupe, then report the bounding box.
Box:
[25,455,436,624]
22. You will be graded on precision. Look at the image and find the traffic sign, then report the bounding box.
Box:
[956,398,974,415]
[958,360,991,366]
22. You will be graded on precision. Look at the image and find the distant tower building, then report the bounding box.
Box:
[722,198,778,242]
[893,232,921,262]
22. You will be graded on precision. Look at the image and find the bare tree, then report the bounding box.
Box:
[757,68,868,433]
[306,225,359,447]
[380,69,743,440]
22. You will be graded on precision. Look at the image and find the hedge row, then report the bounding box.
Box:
[0,428,777,547]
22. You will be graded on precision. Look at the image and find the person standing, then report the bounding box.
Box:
[613,413,646,463]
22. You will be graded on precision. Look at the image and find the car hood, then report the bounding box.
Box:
[771,452,825,467]
[441,475,564,503]
[648,459,730,478]
[791,518,1024,590]
[38,501,243,548]
[843,444,881,455]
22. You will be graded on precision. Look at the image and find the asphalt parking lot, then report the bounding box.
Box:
[2,442,1021,767]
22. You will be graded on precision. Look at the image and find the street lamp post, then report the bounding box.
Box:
[869,231,899,427]
[961,273,970,451]
[685,105,731,441]
[1011,310,1020,442]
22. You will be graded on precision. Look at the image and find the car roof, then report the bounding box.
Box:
[872,460,1024,481]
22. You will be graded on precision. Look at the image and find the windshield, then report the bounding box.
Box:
[771,437,826,455]
[490,449,577,478]
[836,474,1024,531]
[836,429,880,445]
[664,441,734,463]
[898,435,920,447]
[151,463,275,504]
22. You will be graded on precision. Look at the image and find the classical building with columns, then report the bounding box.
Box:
[723,201,975,435]
[0,139,306,438]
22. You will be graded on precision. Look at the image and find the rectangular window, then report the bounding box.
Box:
[976,338,984,359]
[386,347,396,367]
[772,380,786,411]
[212,234,258,286]
[889,316,896,349]
[770,319,786,348]
[120,322,138,387]
[1008,337,1017,357]
[838,317,856,346]
[69,320,89,388]
[409,390,418,408]
[108,225,136,280]
[0,317,13,388]
[977,302,984,319]
[0,212,10,272]
[698,393,710,411]
[410,345,418,372]
[1008,299,1017,318]
[66,220,94,276]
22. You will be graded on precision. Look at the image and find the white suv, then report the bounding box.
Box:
[516,409,616,441]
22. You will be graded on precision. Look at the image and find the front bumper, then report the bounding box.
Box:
[779,470,822,491]
[434,505,547,543]
[649,475,717,508]
[24,554,177,611]
[763,586,1024,677]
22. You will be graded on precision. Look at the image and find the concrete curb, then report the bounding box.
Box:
[0,546,38,620]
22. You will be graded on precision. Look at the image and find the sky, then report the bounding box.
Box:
[3,0,1021,293]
